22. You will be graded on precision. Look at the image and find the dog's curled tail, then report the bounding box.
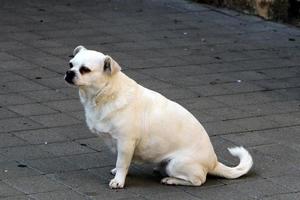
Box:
[209,146,253,179]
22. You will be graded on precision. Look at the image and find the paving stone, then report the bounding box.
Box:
[35,77,69,90]
[0,181,24,197]
[15,67,60,80]
[248,148,300,178]
[13,128,69,145]
[262,192,300,200]
[25,157,81,174]
[43,99,83,112]
[170,74,234,87]
[0,72,26,83]
[48,170,106,190]
[0,108,19,120]
[30,189,89,200]
[3,175,67,194]
[0,52,20,61]
[0,60,37,71]
[9,32,43,41]
[228,71,269,81]
[7,103,57,116]
[223,179,292,199]
[45,124,94,140]
[259,126,300,147]
[202,107,250,121]
[259,66,300,79]
[65,152,115,170]
[0,195,35,200]
[66,110,85,121]
[0,94,33,106]
[212,91,287,106]
[73,137,108,152]
[0,134,27,148]
[138,79,174,90]
[191,110,218,123]
[267,113,300,127]
[29,113,81,127]
[236,103,282,116]
[189,84,232,96]
[156,87,198,100]
[0,117,43,133]
[87,166,119,185]
[123,70,152,82]
[183,184,253,200]
[231,116,280,131]
[271,100,300,113]
[253,79,290,90]
[178,97,226,110]
[0,160,42,180]
[21,89,71,102]
[269,175,300,192]
[253,144,300,166]
[86,184,145,200]
[57,87,79,98]
[276,88,300,100]
[0,154,10,163]
[222,81,265,93]
[203,120,247,136]
[38,142,95,157]
[143,191,201,200]
[221,132,273,147]
[0,144,54,161]
[3,80,48,92]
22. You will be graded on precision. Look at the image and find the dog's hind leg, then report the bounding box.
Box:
[161,156,207,186]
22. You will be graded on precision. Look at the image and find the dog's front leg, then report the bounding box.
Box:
[109,139,135,189]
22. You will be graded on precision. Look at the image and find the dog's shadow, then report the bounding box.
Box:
[124,164,257,190]
[125,164,163,188]
[125,164,244,189]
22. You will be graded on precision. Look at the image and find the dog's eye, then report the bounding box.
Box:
[69,63,73,68]
[80,66,91,74]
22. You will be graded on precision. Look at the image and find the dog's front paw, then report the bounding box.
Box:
[109,178,124,189]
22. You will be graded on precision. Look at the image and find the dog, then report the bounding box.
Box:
[64,45,253,189]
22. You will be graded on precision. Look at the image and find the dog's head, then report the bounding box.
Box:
[64,45,121,87]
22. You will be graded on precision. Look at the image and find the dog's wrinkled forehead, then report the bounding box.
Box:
[70,49,105,69]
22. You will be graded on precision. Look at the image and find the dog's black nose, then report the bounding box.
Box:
[65,70,75,84]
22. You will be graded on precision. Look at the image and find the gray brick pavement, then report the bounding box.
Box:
[0,0,300,199]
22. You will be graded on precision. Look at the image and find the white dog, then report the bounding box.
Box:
[64,46,253,189]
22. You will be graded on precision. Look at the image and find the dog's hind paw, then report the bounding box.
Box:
[161,177,178,185]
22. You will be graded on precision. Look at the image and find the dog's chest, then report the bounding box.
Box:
[83,104,110,132]
[84,106,117,152]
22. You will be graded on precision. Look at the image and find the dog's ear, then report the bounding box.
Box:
[103,56,121,75]
[73,45,86,56]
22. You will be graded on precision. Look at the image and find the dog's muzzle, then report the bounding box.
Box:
[64,70,76,84]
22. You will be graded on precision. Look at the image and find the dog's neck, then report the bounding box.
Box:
[79,72,136,108]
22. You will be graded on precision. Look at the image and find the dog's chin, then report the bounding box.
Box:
[65,82,77,87]
[74,81,89,87]
[64,78,76,86]
[64,79,81,87]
